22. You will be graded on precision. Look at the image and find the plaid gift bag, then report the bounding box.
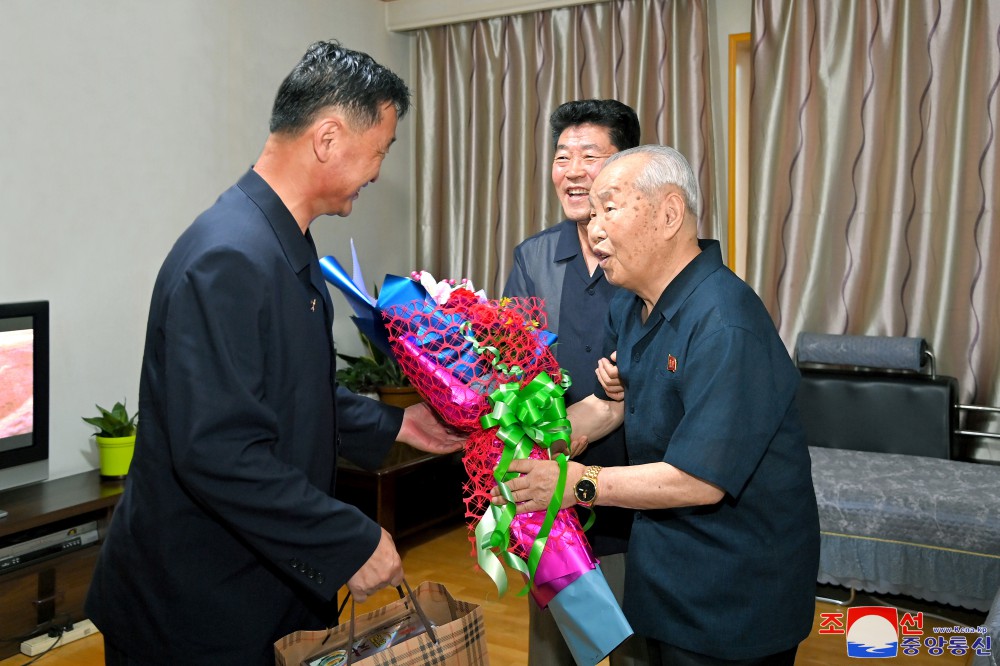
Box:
[275,581,488,666]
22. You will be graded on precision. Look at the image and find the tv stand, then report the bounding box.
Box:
[0,471,123,659]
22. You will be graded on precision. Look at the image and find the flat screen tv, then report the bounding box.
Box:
[0,301,49,493]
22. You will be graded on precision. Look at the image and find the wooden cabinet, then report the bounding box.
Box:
[336,446,466,540]
[0,471,123,659]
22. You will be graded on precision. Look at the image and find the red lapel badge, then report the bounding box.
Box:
[667,354,677,373]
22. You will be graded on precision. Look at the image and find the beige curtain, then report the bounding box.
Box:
[747,1,1000,439]
[412,0,718,296]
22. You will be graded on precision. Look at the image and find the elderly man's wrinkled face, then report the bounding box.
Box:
[551,123,618,223]
[586,155,669,293]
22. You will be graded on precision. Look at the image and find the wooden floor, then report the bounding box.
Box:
[0,519,985,665]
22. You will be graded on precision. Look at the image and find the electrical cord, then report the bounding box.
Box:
[0,616,73,664]
[19,623,68,665]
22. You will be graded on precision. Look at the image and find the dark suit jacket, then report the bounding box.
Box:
[86,170,403,665]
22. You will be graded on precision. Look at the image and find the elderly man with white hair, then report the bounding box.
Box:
[494,145,820,665]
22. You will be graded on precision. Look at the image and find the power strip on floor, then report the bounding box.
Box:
[20,619,98,656]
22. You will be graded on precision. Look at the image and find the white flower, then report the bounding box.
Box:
[411,270,488,304]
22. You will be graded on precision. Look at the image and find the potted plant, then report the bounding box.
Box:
[82,400,138,479]
[336,333,420,408]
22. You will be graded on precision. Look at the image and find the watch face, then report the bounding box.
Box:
[575,478,597,503]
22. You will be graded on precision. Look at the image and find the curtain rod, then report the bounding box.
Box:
[384,0,603,31]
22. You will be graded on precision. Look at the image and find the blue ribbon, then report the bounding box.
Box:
[321,250,560,385]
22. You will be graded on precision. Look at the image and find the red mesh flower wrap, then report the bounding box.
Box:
[383,290,595,603]
[384,292,555,422]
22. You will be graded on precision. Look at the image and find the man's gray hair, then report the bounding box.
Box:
[604,145,701,218]
[270,41,411,135]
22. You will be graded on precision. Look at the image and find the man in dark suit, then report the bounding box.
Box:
[85,41,464,665]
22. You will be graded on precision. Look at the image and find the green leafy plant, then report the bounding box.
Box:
[336,332,409,394]
[82,400,138,438]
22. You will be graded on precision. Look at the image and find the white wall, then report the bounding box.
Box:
[0,0,416,480]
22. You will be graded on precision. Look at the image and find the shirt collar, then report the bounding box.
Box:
[554,219,584,262]
[650,239,725,322]
[236,168,314,274]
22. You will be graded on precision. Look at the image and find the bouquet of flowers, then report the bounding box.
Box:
[321,244,633,666]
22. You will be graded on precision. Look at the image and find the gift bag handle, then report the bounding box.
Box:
[340,579,439,666]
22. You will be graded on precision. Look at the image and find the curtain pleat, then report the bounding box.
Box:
[413,0,717,296]
[748,1,1000,435]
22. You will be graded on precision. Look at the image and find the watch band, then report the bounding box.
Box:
[576,465,602,507]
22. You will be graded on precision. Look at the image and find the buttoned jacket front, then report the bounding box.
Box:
[86,170,401,665]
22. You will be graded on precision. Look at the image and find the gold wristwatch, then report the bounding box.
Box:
[574,465,602,507]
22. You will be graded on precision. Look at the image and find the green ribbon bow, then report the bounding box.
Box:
[474,371,573,596]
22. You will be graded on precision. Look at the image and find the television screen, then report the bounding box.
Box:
[0,321,35,446]
[0,301,49,491]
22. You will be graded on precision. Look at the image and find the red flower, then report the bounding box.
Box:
[445,288,480,309]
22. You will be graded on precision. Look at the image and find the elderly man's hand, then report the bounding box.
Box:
[596,351,624,401]
[396,402,465,454]
[489,458,585,514]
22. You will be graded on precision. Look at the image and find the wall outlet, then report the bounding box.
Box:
[20,619,98,656]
